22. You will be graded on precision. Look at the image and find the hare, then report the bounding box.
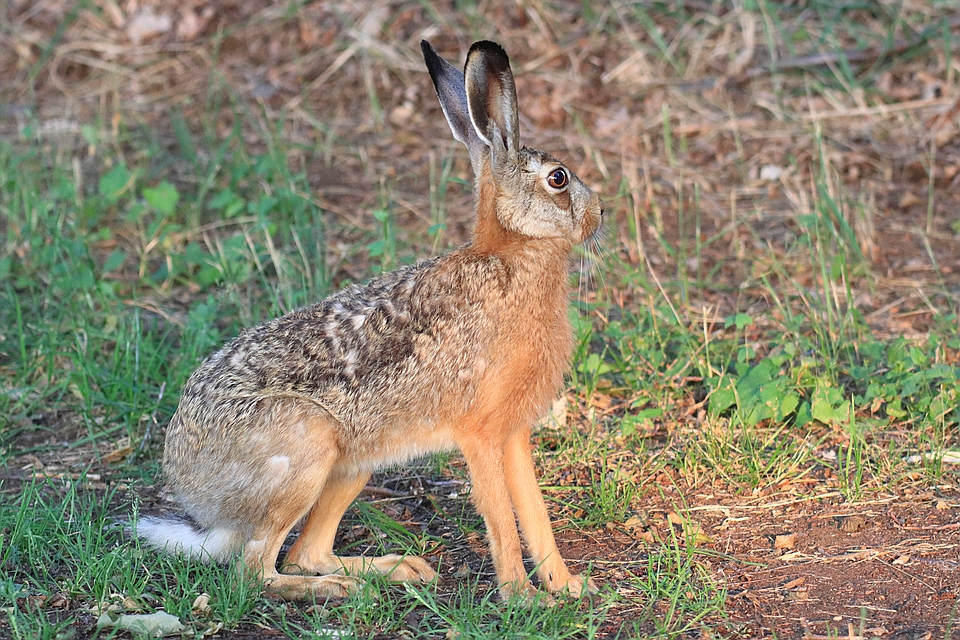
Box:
[136,40,603,601]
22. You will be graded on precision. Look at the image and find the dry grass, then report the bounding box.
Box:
[4,0,959,328]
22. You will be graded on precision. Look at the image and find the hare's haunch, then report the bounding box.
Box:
[137,40,603,601]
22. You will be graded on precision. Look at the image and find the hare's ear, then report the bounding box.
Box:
[464,41,519,166]
[421,40,486,174]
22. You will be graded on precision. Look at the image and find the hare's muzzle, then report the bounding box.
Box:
[579,192,604,243]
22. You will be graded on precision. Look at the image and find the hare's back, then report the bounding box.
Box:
[169,254,504,442]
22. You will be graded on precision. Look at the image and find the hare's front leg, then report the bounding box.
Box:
[458,434,534,599]
[282,469,436,583]
[504,426,597,597]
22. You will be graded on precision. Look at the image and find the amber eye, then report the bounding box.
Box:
[547,168,568,189]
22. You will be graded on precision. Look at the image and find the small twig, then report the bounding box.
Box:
[904,522,960,531]
[686,491,843,513]
[734,16,960,84]
[361,485,414,498]
[137,381,166,454]
[883,558,940,594]
[801,619,866,640]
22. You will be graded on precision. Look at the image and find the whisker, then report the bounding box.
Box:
[588,232,609,304]
[578,250,585,315]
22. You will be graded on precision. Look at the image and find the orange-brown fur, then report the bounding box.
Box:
[135,39,603,601]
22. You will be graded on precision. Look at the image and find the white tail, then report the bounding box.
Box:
[136,516,242,563]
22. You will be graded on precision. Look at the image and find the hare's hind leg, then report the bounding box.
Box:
[282,469,437,583]
[238,403,358,600]
[241,532,357,601]
[503,426,596,597]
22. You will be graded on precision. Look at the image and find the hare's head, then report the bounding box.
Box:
[422,40,603,246]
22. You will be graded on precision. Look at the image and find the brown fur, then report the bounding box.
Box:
[136,40,603,601]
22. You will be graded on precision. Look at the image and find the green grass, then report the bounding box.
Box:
[3,115,958,637]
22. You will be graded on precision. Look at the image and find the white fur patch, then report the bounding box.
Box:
[266,455,290,475]
[229,349,247,367]
[325,320,340,351]
[135,517,240,563]
[342,350,358,378]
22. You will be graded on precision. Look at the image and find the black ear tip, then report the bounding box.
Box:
[421,40,442,75]
[468,40,509,61]
[421,40,436,62]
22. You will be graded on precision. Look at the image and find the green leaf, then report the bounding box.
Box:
[707,376,737,415]
[885,397,906,419]
[780,392,800,418]
[578,352,612,376]
[796,401,812,427]
[99,163,132,202]
[724,313,754,330]
[811,385,848,424]
[102,248,126,273]
[254,195,278,218]
[368,240,385,257]
[143,181,180,215]
[620,408,664,437]
[208,189,239,210]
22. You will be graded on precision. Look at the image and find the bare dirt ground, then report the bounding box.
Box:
[3,1,959,638]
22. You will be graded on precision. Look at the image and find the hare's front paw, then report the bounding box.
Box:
[497,579,540,603]
[378,554,438,582]
[546,572,597,598]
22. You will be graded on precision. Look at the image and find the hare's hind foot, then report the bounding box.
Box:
[264,573,359,600]
[282,553,437,583]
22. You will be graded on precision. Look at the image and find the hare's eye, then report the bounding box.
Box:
[547,168,568,190]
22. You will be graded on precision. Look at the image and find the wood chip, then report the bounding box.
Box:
[837,514,868,533]
[774,533,797,550]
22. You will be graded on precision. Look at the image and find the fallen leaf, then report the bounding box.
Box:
[782,577,805,590]
[191,593,210,615]
[759,165,783,181]
[665,512,712,544]
[539,396,567,428]
[126,8,172,45]
[97,610,185,637]
[102,446,133,464]
[898,191,920,208]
